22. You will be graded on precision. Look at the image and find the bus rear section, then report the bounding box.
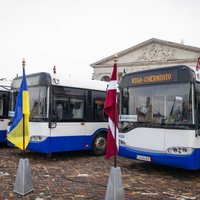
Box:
[118,65,200,170]
[0,79,10,143]
[11,72,108,155]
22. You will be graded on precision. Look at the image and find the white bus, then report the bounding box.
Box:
[118,65,200,170]
[10,72,108,155]
[0,78,10,143]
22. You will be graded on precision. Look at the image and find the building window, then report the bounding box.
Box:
[101,76,110,82]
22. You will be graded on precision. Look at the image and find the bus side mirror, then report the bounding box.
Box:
[161,117,166,125]
[8,119,13,126]
[195,129,200,137]
[49,115,57,128]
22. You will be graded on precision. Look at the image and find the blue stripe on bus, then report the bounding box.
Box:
[27,128,107,153]
[27,135,94,154]
[0,130,7,143]
[118,146,200,170]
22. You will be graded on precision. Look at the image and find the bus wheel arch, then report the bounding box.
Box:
[91,130,107,156]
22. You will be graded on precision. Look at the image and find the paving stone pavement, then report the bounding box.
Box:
[0,144,200,200]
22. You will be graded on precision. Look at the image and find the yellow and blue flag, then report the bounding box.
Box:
[7,67,30,150]
[122,68,126,77]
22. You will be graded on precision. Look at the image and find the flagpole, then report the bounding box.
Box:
[9,59,34,195]
[22,58,25,152]
[104,55,125,199]
[114,54,118,168]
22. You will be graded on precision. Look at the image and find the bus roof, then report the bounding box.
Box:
[0,78,11,91]
[12,72,108,91]
[125,65,198,76]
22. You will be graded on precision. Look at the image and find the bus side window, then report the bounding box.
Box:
[55,103,63,121]
[69,98,84,119]
[94,99,107,121]
[0,99,3,116]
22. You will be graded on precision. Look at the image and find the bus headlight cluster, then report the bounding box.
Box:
[30,136,47,142]
[119,139,127,146]
[167,147,193,155]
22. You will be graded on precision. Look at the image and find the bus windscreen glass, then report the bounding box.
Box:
[120,83,193,128]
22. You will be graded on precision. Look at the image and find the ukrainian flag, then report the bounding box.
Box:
[7,67,30,150]
[122,68,126,77]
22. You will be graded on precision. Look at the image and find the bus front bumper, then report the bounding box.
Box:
[118,146,200,170]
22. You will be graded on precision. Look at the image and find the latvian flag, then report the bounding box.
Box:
[104,63,119,159]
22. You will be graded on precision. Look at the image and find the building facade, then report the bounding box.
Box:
[90,38,200,81]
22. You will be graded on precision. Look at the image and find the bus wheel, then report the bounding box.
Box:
[92,133,107,156]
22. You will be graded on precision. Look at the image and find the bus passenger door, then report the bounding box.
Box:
[49,96,86,152]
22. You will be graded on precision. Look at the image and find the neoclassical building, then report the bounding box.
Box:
[90,38,200,81]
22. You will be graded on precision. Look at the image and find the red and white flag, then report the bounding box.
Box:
[104,63,119,159]
[196,57,200,71]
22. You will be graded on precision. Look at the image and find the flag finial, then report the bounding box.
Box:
[114,54,118,63]
[22,58,26,68]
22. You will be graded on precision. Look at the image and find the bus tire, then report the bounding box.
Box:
[92,132,107,156]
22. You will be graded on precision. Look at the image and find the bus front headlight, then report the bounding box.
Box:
[167,147,193,155]
[30,136,47,142]
[119,139,127,146]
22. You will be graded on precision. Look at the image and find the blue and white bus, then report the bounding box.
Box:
[0,78,10,143]
[118,65,200,170]
[10,72,108,155]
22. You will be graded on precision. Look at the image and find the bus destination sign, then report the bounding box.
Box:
[132,73,172,84]
[131,69,178,85]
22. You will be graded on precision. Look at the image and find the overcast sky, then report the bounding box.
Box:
[0,0,200,80]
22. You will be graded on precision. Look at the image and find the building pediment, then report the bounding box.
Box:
[136,43,175,62]
[91,38,200,68]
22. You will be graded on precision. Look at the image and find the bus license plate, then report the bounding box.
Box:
[136,155,151,162]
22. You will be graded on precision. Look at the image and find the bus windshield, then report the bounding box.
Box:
[120,83,193,129]
[29,86,48,120]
